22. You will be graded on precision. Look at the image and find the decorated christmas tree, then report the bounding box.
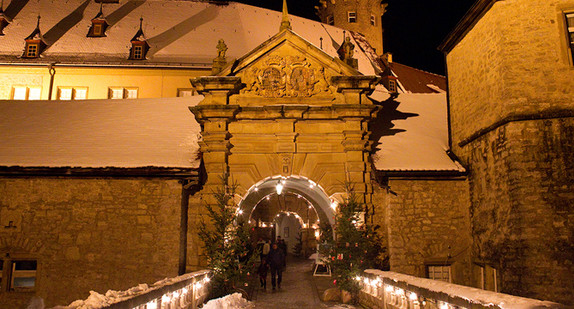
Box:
[322,186,386,303]
[198,175,257,299]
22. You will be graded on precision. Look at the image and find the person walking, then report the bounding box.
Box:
[266,242,286,290]
[261,240,270,261]
[257,259,269,290]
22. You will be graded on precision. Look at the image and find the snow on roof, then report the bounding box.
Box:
[0,0,378,74]
[370,86,464,172]
[0,96,202,169]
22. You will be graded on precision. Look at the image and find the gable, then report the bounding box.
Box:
[218,29,362,103]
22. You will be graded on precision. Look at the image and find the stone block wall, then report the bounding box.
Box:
[0,177,183,308]
[447,0,574,152]
[462,118,574,305]
[380,178,472,286]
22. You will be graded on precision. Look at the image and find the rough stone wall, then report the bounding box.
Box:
[0,178,182,308]
[445,0,574,304]
[463,118,574,305]
[447,0,574,153]
[382,179,472,286]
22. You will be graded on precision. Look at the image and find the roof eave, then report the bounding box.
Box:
[375,169,468,178]
[438,0,500,54]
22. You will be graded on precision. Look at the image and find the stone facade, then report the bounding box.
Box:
[380,179,472,286]
[444,0,574,304]
[316,0,385,55]
[0,177,184,308]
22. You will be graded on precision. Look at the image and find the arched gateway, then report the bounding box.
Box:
[187,19,379,268]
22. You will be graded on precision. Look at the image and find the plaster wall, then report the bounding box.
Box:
[0,177,183,308]
[0,66,210,100]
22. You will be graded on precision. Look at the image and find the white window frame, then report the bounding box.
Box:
[12,86,41,100]
[25,43,39,58]
[58,87,88,100]
[348,11,356,23]
[109,87,138,99]
[177,88,194,97]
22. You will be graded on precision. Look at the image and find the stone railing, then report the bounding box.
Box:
[60,270,212,309]
[359,270,565,309]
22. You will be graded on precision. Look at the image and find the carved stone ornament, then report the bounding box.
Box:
[241,55,332,98]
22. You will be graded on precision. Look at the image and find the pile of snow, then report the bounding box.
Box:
[202,293,254,309]
[54,270,210,309]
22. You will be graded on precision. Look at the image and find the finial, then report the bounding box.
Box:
[99,1,103,14]
[139,17,143,30]
[279,0,291,31]
[36,15,41,28]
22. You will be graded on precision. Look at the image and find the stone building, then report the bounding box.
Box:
[439,0,574,304]
[0,0,571,308]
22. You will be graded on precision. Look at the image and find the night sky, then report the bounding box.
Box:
[235,0,476,75]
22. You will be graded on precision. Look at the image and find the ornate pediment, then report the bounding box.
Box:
[240,55,333,98]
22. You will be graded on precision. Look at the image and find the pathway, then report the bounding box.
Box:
[251,256,358,309]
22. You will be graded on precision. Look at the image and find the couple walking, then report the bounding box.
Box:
[258,242,286,291]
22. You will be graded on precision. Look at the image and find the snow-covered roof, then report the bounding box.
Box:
[0,97,202,169]
[370,86,464,172]
[0,0,380,74]
[0,91,461,172]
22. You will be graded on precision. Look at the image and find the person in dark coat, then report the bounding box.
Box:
[257,259,269,290]
[266,242,286,290]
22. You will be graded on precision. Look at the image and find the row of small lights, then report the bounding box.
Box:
[139,276,211,309]
[357,276,458,309]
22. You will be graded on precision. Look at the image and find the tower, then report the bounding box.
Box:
[316,0,386,55]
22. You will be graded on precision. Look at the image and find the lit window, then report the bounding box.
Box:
[125,88,138,99]
[58,88,73,100]
[566,13,574,62]
[177,88,194,97]
[12,86,41,100]
[58,87,88,100]
[327,15,334,25]
[370,15,376,26]
[348,12,356,23]
[109,87,138,99]
[427,265,451,283]
[25,44,38,58]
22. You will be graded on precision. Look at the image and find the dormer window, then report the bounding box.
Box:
[128,18,149,60]
[22,16,47,58]
[25,43,39,58]
[87,3,108,37]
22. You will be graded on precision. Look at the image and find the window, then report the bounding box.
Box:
[0,258,37,292]
[133,45,144,60]
[109,87,138,99]
[177,88,194,97]
[477,264,499,292]
[327,15,334,25]
[25,43,39,58]
[426,265,451,282]
[57,87,88,100]
[93,23,103,36]
[12,86,41,100]
[370,15,376,26]
[388,80,397,92]
[566,13,574,61]
[348,11,356,23]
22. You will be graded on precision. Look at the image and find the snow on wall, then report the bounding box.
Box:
[0,96,202,168]
[364,270,564,309]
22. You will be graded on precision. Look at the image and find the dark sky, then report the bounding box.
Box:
[234,0,476,75]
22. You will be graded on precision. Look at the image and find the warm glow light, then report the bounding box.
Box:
[238,209,243,215]
[314,230,320,238]
[308,204,312,209]
[261,223,267,227]
[440,303,449,309]
[173,291,179,298]
[330,201,338,210]
[355,276,361,281]
[204,277,210,283]
[396,288,404,295]
[303,223,307,228]
[276,182,284,195]
[364,278,370,285]
[385,285,393,292]
[254,187,258,192]
[162,295,171,303]
[182,288,188,294]
[409,292,418,301]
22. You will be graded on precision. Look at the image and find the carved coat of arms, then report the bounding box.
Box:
[241,55,332,98]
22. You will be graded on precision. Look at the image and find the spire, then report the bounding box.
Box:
[279,0,291,31]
